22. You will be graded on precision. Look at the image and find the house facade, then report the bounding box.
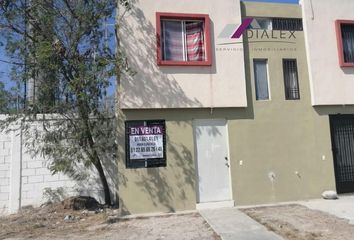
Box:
[118,0,354,215]
[301,0,354,194]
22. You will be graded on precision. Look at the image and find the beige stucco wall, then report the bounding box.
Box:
[119,0,247,109]
[227,2,336,205]
[118,112,197,215]
[244,1,302,18]
[119,105,336,214]
[118,2,337,215]
[301,0,354,105]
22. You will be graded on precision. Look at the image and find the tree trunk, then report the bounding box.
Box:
[93,154,112,206]
[78,101,112,206]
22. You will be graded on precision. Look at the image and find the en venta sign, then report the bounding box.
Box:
[125,120,166,168]
[129,125,164,160]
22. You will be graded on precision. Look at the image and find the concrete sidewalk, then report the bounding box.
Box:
[300,194,354,225]
[200,207,283,240]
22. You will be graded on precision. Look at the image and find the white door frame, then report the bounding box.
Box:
[193,119,234,209]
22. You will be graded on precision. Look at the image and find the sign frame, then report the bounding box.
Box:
[125,120,167,168]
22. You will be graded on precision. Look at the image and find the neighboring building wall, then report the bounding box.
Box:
[120,0,247,108]
[20,153,76,207]
[227,2,336,205]
[0,118,117,215]
[301,0,354,105]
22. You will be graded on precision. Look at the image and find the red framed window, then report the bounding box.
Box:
[156,12,212,66]
[336,20,354,67]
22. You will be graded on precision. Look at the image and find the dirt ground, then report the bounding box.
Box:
[242,204,354,240]
[0,203,220,240]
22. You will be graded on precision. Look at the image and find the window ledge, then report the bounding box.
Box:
[340,62,354,68]
[157,60,212,66]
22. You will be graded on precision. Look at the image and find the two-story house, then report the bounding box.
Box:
[117,0,351,215]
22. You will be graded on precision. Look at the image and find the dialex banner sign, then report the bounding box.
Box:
[217,18,297,45]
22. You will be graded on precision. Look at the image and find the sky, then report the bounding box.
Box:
[0,48,13,90]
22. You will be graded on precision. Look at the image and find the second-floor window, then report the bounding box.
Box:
[254,59,270,101]
[341,24,354,63]
[156,13,212,66]
[336,20,354,67]
[272,18,303,31]
[283,59,300,100]
[162,20,205,62]
[250,18,303,31]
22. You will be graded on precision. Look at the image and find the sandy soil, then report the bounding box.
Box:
[242,204,354,240]
[0,203,219,240]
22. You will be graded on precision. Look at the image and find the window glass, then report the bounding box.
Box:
[254,59,270,100]
[341,24,354,63]
[253,18,272,30]
[161,20,205,62]
[162,21,184,61]
[283,59,300,100]
[251,18,303,31]
[272,18,303,31]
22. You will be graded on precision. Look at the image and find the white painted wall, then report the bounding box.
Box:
[20,152,77,209]
[0,117,117,215]
[0,134,11,215]
[301,0,354,105]
[120,0,247,109]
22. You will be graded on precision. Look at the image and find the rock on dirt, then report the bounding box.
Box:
[322,190,338,200]
[63,215,81,222]
[63,196,101,210]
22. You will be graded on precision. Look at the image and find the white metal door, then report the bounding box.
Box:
[194,119,232,203]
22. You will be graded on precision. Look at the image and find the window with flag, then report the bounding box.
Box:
[336,20,354,67]
[283,59,300,100]
[156,13,212,66]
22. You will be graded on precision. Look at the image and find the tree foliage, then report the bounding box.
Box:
[0,78,22,114]
[0,81,10,113]
[0,0,133,205]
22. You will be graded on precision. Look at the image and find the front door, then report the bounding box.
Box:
[330,115,354,193]
[194,119,232,203]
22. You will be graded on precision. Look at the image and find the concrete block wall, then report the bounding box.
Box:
[20,153,76,207]
[0,135,11,215]
[0,117,118,215]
